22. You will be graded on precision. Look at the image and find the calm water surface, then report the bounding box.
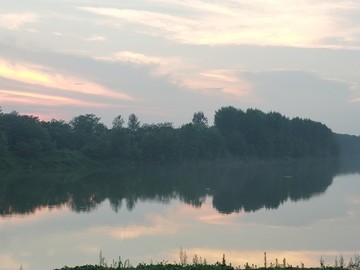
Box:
[0,159,359,270]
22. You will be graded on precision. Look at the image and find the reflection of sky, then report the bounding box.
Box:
[1,174,359,270]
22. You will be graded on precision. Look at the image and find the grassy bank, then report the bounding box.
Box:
[55,264,233,270]
[53,251,360,270]
[55,265,351,270]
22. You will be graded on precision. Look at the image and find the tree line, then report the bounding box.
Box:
[0,106,340,168]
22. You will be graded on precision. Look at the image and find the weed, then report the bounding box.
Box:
[179,247,188,266]
[348,254,360,270]
[97,251,131,269]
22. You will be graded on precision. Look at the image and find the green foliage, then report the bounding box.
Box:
[192,111,208,127]
[70,114,108,153]
[42,119,72,150]
[214,106,338,158]
[55,264,235,270]
[334,134,360,158]
[0,129,9,156]
[55,249,233,270]
[139,123,179,163]
[0,112,53,158]
[112,115,125,129]
[0,106,341,168]
[68,114,110,159]
[128,113,140,132]
[108,128,132,159]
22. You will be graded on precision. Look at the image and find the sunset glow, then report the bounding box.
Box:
[0,89,108,107]
[0,1,358,133]
[0,61,50,84]
[0,60,133,107]
[1,2,360,270]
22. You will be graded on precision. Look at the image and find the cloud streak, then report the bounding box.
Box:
[0,12,38,30]
[98,51,254,98]
[83,35,107,42]
[0,89,108,108]
[0,59,134,101]
[79,1,360,48]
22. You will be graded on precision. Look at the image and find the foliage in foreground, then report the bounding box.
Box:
[54,265,357,270]
[53,250,360,270]
[55,264,234,270]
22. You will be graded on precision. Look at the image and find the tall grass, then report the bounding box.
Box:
[53,251,360,270]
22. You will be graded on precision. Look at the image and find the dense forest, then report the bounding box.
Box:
[0,106,340,168]
[334,133,360,158]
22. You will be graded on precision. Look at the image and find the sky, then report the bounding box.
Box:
[0,0,360,135]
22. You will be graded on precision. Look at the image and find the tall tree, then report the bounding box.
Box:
[112,115,125,129]
[0,113,53,157]
[70,114,108,157]
[214,106,244,136]
[128,113,140,132]
[42,119,72,150]
[192,111,208,127]
[214,106,247,156]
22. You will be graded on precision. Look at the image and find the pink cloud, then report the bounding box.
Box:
[98,51,255,99]
[79,2,360,48]
[0,59,134,101]
[0,89,109,108]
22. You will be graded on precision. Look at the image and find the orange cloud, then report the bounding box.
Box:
[0,59,133,101]
[0,254,23,270]
[0,89,109,108]
[186,70,254,97]
[0,62,50,84]
[98,51,254,99]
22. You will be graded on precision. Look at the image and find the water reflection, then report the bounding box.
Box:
[0,158,343,216]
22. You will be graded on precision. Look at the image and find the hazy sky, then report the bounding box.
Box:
[1,0,359,134]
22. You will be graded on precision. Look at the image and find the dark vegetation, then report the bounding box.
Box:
[54,266,358,270]
[334,134,360,159]
[333,134,360,174]
[53,250,360,270]
[55,264,234,270]
[0,106,341,169]
[53,267,355,270]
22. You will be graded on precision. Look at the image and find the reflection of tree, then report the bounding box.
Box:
[212,159,339,213]
[336,155,360,175]
[0,158,340,216]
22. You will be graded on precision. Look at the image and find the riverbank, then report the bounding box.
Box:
[54,264,351,270]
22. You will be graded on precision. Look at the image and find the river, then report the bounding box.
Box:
[0,158,359,270]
